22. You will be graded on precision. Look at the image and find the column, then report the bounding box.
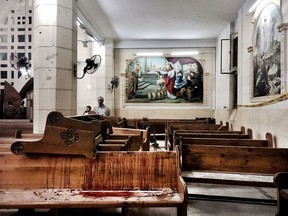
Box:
[33,0,77,133]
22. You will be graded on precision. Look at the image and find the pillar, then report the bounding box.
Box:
[33,0,77,133]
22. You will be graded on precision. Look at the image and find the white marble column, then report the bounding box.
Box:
[33,0,77,133]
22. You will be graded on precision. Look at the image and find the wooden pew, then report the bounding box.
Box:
[169,127,252,149]
[274,172,288,216]
[181,144,288,188]
[137,119,167,137]
[165,122,230,150]
[167,121,229,132]
[111,127,150,151]
[173,126,249,138]
[0,144,12,153]
[174,128,246,134]
[0,149,188,216]
[70,114,125,128]
[0,119,33,137]
[174,132,273,149]
[96,136,132,151]
[125,117,216,139]
[8,111,112,159]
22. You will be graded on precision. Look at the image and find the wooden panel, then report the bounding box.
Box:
[182,144,288,174]
[112,127,150,151]
[176,133,250,139]
[175,130,243,134]
[97,144,127,151]
[0,151,179,190]
[170,124,228,131]
[179,138,268,147]
[137,121,166,134]
[0,120,33,137]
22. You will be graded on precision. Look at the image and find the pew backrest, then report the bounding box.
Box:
[176,132,273,149]
[112,127,150,151]
[181,144,288,175]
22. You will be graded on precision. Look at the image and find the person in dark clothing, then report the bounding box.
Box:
[4,101,16,119]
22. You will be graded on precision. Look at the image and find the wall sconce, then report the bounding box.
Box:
[247,46,253,53]
[277,23,288,32]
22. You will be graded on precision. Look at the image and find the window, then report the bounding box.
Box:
[0,53,7,60]
[18,35,25,42]
[1,71,7,79]
[0,35,8,43]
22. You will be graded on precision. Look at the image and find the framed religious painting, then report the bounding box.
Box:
[124,56,204,103]
[252,2,282,99]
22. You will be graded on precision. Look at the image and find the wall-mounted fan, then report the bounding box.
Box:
[108,76,119,93]
[10,54,32,79]
[75,54,102,79]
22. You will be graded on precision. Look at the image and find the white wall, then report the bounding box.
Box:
[76,27,114,116]
[215,0,288,147]
[214,23,234,124]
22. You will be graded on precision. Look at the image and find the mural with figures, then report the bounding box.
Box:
[125,57,203,103]
[253,3,282,97]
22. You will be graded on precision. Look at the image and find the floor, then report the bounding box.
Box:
[0,141,278,216]
[0,196,277,216]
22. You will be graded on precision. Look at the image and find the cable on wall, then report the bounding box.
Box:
[238,92,288,108]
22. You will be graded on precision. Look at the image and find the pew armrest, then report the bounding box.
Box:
[274,172,288,189]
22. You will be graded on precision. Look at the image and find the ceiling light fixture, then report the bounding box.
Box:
[170,51,199,56]
[135,52,163,56]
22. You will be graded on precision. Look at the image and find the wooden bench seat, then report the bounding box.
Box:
[182,171,274,187]
[0,149,187,215]
[181,144,288,188]
[274,172,288,215]
[0,188,184,209]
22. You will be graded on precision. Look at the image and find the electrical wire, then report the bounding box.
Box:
[238,92,288,107]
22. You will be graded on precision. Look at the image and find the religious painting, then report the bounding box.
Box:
[125,57,203,103]
[252,3,282,98]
